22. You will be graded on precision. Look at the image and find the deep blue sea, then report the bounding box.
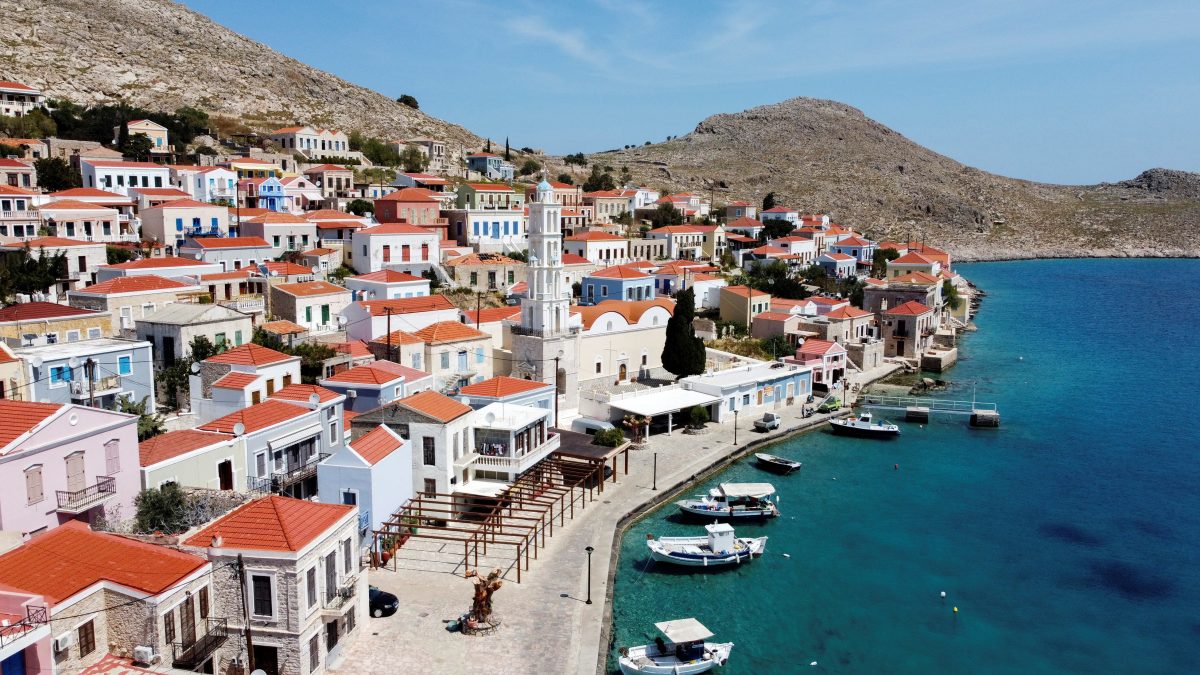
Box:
[610,259,1200,674]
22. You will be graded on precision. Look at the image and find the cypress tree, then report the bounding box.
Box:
[661,288,706,378]
[504,137,511,161]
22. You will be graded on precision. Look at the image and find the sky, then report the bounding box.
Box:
[180,0,1200,185]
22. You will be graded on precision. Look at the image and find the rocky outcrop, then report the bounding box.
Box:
[0,0,482,154]
[576,97,1200,260]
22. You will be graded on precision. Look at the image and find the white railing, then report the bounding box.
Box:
[0,210,37,220]
[219,297,264,312]
[456,434,561,474]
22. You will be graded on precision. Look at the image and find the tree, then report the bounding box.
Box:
[399,145,428,172]
[251,328,334,384]
[116,395,166,441]
[687,405,710,428]
[33,157,80,192]
[106,245,134,265]
[762,218,793,240]
[760,335,792,360]
[519,158,541,176]
[871,247,901,277]
[134,483,189,534]
[563,152,587,167]
[582,165,616,192]
[942,279,963,311]
[556,173,574,185]
[119,133,154,161]
[346,199,374,216]
[504,137,511,161]
[661,288,706,378]
[397,94,419,109]
[485,138,492,153]
[648,203,684,228]
[0,244,68,300]
[762,191,777,211]
[593,428,625,447]
[745,261,809,299]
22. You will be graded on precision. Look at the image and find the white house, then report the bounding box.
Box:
[178,236,275,271]
[318,425,412,545]
[345,269,431,301]
[563,231,630,265]
[341,295,460,343]
[80,160,171,196]
[240,212,319,258]
[350,223,441,275]
[139,199,230,249]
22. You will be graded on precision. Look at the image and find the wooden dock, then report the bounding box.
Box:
[859,395,1000,428]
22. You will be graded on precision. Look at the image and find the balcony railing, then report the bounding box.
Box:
[171,617,228,670]
[70,375,122,399]
[0,605,48,649]
[322,576,357,613]
[0,210,37,220]
[217,297,264,312]
[455,433,560,475]
[358,510,370,533]
[246,453,330,493]
[56,476,116,514]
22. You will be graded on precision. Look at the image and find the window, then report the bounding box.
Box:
[440,352,449,369]
[214,333,226,348]
[344,608,356,635]
[118,355,132,375]
[423,478,437,496]
[469,272,478,286]
[743,394,751,405]
[508,271,515,284]
[306,567,317,609]
[104,439,120,474]
[255,453,267,477]
[601,287,608,297]
[67,329,80,342]
[273,235,281,248]
[78,620,96,657]
[422,437,435,465]
[235,330,243,346]
[163,609,176,645]
[24,465,43,505]
[475,347,484,364]
[309,633,320,672]
[411,353,420,369]
[595,360,602,374]
[328,421,337,445]
[342,539,352,574]
[306,306,313,323]
[251,574,273,617]
[50,365,71,384]
[199,587,209,619]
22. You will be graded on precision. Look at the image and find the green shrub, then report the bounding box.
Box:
[592,428,626,447]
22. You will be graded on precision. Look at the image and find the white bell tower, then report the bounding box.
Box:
[522,179,569,336]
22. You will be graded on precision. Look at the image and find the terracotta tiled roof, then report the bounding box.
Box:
[459,375,551,399]
[343,410,359,432]
[368,330,423,346]
[104,256,209,270]
[37,199,114,211]
[444,253,520,267]
[825,306,873,320]
[227,207,273,218]
[135,189,194,199]
[73,275,192,295]
[187,236,271,249]
[302,248,336,256]
[836,235,872,247]
[304,209,360,221]
[303,164,354,172]
[575,298,675,330]
[754,311,795,321]
[589,265,649,279]
[359,223,433,236]
[350,426,406,466]
[206,343,294,366]
[261,261,314,277]
[368,360,430,382]
[332,340,373,358]
[647,225,705,235]
[314,220,366,230]
[565,231,625,241]
[412,320,488,345]
[350,269,425,283]
[461,306,521,324]
[358,295,456,317]
[891,252,936,265]
[0,521,207,606]
[808,297,846,306]
[0,81,37,92]
[891,271,940,285]
[865,277,888,286]
[798,338,843,356]
[464,183,513,192]
[378,187,439,202]
[323,363,403,385]
[270,383,342,404]
[273,280,346,297]
[0,399,63,450]
[0,184,34,196]
[212,372,261,390]
[184,496,353,552]
[822,253,855,261]
[0,301,101,322]
[886,300,933,316]
[396,390,472,423]
[199,400,310,434]
[749,245,788,255]
[0,158,30,168]
[245,212,309,225]
[139,429,232,467]
[725,217,763,228]
[260,320,308,335]
[723,285,769,298]
[1,236,94,249]
[561,253,591,265]
[762,206,796,213]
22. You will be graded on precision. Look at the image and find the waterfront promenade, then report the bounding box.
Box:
[331,365,898,674]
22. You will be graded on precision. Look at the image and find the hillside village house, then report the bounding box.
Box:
[646,226,707,260]
[176,165,238,203]
[270,280,352,334]
[0,80,45,116]
[563,231,629,265]
[239,177,291,212]
[95,256,221,284]
[393,171,450,192]
[760,205,800,225]
[134,303,254,366]
[393,138,448,173]
[373,187,443,227]
[0,185,39,240]
[581,265,655,305]
[318,424,412,544]
[583,189,631,224]
[350,223,440,275]
[524,181,582,207]
[268,125,357,161]
[139,199,230,248]
[0,302,109,347]
[0,137,47,159]
[240,212,318,258]
[15,338,156,411]
[466,152,514,181]
[128,186,192,210]
[36,200,133,244]
[445,252,525,292]
[344,269,430,301]
[80,160,171,196]
[723,201,758,220]
[0,237,106,292]
[68,275,204,333]
[720,285,772,326]
[817,252,858,279]
[303,164,355,203]
[189,344,302,423]
[573,299,675,384]
[0,399,140,537]
[183,496,366,675]
[682,360,814,422]
[341,295,460,343]
[411,321,493,391]
[320,361,431,413]
[459,375,555,412]
[366,330,428,374]
[887,251,942,278]
[179,236,274,270]
[447,183,526,252]
[0,521,213,675]
[882,300,937,360]
[139,428,245,491]
[113,118,171,154]
[0,157,35,189]
[280,175,326,212]
[790,338,848,389]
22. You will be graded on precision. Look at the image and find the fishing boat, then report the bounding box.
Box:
[754,452,802,474]
[646,523,768,568]
[676,482,779,520]
[829,411,901,438]
[618,618,733,675]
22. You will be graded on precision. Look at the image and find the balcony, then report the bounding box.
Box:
[171,617,228,670]
[0,210,37,221]
[218,296,264,312]
[0,605,48,653]
[455,433,560,476]
[322,576,357,614]
[358,510,370,533]
[69,375,122,399]
[56,476,116,514]
[247,453,330,493]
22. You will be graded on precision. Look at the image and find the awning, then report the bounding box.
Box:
[719,482,776,498]
[608,389,719,417]
[268,424,321,450]
[655,618,714,644]
[455,479,510,498]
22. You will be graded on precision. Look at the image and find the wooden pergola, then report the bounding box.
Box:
[371,456,605,583]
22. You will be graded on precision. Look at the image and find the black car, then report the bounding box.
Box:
[369,586,398,618]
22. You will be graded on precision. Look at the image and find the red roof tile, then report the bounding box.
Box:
[199,400,310,434]
[825,306,873,320]
[1,236,94,249]
[323,363,403,386]
[212,372,261,390]
[139,429,232,466]
[565,231,625,241]
[270,383,342,404]
[184,496,353,552]
[73,275,193,295]
[206,343,294,366]
[350,426,406,466]
[332,340,373,358]
[188,236,271,249]
[358,295,456,317]
[0,521,206,605]
[378,187,439,203]
[891,252,936,266]
[886,300,934,316]
[0,400,63,450]
[397,390,473,423]
[589,265,649,279]
[798,338,843,356]
[259,320,308,335]
[412,320,488,345]
[350,270,426,284]
[0,302,102,322]
[368,330,424,346]
[461,306,521,324]
[273,280,347,297]
[359,223,434,236]
[104,256,210,270]
[459,376,551,399]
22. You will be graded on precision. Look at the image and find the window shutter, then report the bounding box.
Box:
[25,466,43,504]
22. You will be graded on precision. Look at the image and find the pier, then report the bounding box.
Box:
[859,395,1001,427]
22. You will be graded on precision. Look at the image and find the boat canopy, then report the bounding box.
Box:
[654,618,714,644]
[718,482,776,498]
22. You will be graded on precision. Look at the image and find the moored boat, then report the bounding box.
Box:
[646,523,768,568]
[754,452,802,474]
[676,482,779,519]
[618,618,733,675]
[829,411,901,438]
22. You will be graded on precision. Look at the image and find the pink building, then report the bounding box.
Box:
[787,338,848,389]
[0,399,140,538]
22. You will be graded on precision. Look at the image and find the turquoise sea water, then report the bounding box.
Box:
[610,259,1200,674]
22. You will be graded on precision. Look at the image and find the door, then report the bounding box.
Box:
[321,304,330,325]
[162,336,176,364]
[179,596,196,647]
[457,351,468,372]
[217,460,233,491]
[251,646,278,675]
[65,452,85,493]
[618,363,627,381]
[325,551,337,603]
[2,652,27,675]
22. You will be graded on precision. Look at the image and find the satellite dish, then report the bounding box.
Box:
[309,393,321,405]
[68,413,79,426]
[311,266,320,276]
[30,356,43,368]
[190,361,201,374]
[337,315,347,326]
[68,356,81,369]
[251,670,268,675]
[232,422,245,437]
[484,411,496,425]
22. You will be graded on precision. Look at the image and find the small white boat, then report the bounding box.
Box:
[829,411,901,438]
[646,523,768,568]
[618,618,733,675]
[676,483,779,520]
[754,452,802,474]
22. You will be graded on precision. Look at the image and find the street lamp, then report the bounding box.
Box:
[734,408,739,445]
[584,546,595,605]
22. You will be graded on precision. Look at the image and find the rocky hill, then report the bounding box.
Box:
[580,98,1200,260]
[0,0,482,152]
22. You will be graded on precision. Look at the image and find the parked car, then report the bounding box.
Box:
[817,396,841,413]
[753,412,781,431]
[571,417,616,436]
[369,586,399,618]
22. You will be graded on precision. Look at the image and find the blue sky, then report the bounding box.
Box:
[181,0,1199,185]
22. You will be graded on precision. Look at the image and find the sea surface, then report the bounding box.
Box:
[609,259,1200,674]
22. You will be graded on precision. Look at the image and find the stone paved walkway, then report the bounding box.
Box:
[330,365,901,675]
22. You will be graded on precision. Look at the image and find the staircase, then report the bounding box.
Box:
[429,263,453,286]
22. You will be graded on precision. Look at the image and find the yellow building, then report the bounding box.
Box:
[719,285,772,327]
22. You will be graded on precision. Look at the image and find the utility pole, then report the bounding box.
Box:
[84,358,96,407]
[475,291,483,329]
[385,307,394,362]
[553,355,561,428]
[237,553,255,673]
